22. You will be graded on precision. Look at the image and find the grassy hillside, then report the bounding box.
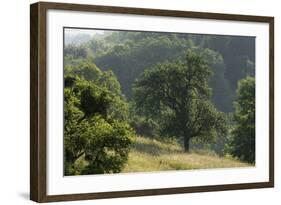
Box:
[123,136,252,173]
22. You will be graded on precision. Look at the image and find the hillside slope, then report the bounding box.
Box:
[123,136,252,173]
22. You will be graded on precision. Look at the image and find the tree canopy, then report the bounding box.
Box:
[134,50,227,152]
[230,76,255,163]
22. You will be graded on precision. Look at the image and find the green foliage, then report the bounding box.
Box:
[134,50,227,152]
[229,76,255,163]
[191,113,233,156]
[65,61,128,119]
[81,116,133,174]
[65,31,255,114]
[64,62,134,175]
[205,36,255,90]
[199,48,233,112]
[64,88,86,174]
[127,102,160,138]
[64,44,88,59]
[80,85,112,118]
[130,117,159,138]
[94,32,193,98]
[87,32,254,113]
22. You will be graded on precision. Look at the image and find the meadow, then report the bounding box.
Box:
[124,136,251,172]
[70,136,251,175]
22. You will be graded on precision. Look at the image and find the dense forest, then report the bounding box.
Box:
[64,29,255,175]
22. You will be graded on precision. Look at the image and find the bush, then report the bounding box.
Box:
[64,62,135,175]
[229,77,255,163]
[81,116,134,174]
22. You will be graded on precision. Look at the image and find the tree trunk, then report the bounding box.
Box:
[184,136,190,152]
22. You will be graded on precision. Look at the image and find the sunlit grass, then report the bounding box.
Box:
[123,136,252,173]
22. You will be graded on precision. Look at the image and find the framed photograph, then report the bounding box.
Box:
[30,1,274,202]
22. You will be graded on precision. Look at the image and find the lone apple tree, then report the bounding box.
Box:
[134,50,227,152]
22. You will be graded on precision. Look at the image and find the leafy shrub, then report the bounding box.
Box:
[82,116,133,174]
[229,77,255,163]
[64,62,135,175]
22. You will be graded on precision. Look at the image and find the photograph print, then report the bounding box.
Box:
[63,28,255,176]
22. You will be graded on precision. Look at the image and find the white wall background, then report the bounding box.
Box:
[0,0,279,204]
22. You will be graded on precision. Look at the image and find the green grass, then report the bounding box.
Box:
[123,136,252,173]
